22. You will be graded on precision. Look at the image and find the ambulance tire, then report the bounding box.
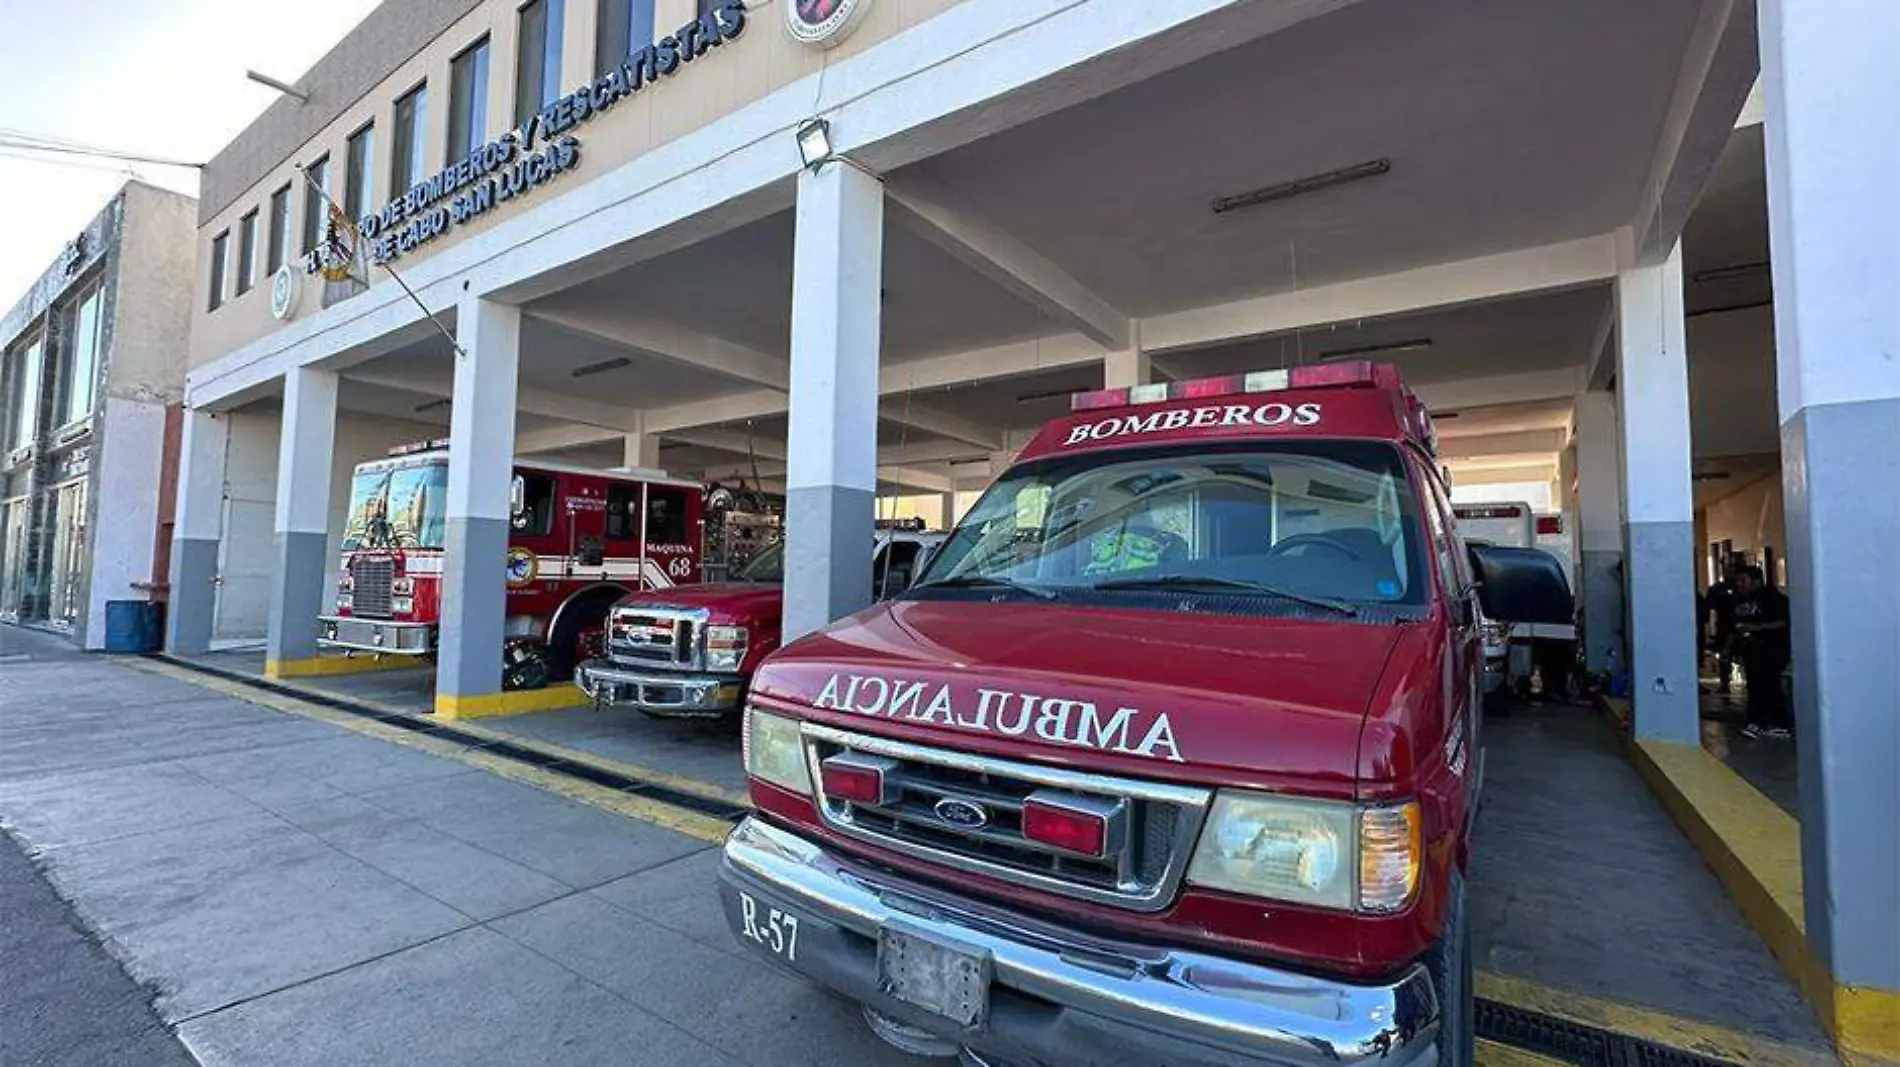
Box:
[1426,871,1474,1067]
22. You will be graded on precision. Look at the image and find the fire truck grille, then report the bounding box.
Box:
[351,558,395,619]
[805,726,1212,912]
[608,608,703,670]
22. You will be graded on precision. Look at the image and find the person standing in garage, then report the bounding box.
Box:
[1733,565,1792,739]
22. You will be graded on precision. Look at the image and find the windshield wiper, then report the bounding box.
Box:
[1092,574,1359,616]
[912,575,1059,600]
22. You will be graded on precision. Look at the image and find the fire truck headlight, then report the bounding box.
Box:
[337,573,353,593]
[391,596,414,615]
[336,594,353,611]
[705,625,749,672]
[391,577,414,596]
[1188,792,1418,912]
[743,708,811,796]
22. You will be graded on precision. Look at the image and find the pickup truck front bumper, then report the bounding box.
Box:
[719,817,1441,1067]
[572,658,742,718]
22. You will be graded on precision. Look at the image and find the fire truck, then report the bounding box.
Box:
[717,363,1572,1067]
[319,443,704,689]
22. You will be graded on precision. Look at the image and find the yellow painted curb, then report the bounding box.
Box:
[441,721,751,808]
[1629,738,1898,1064]
[433,686,588,719]
[264,654,421,679]
[1477,971,1840,1067]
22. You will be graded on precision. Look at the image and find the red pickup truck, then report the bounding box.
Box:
[718,363,1571,1067]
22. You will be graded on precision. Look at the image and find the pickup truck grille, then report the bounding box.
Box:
[608,606,704,670]
[804,724,1212,912]
[351,558,394,619]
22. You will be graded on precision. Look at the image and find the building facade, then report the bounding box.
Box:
[1,182,197,649]
[175,0,1894,1055]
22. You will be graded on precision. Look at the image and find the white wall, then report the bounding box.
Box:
[81,397,169,649]
[1702,471,1787,580]
[1451,481,1554,511]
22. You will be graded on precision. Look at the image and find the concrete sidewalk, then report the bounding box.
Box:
[0,627,911,1067]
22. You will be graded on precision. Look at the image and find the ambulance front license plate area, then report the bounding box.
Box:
[877,923,991,1027]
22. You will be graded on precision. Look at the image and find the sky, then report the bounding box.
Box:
[0,0,384,306]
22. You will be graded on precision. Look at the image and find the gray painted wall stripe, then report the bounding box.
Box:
[265,531,330,663]
[437,517,509,698]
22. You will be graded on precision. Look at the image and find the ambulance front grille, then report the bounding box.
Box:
[803,724,1212,913]
[351,558,395,619]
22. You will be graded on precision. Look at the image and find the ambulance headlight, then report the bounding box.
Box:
[743,708,810,796]
[1188,792,1420,912]
[705,625,748,672]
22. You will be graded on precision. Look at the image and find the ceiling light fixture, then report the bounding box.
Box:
[1692,261,1770,284]
[1212,158,1391,215]
[1318,337,1433,362]
[572,356,633,379]
[795,117,834,171]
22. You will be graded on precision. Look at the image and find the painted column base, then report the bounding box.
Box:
[783,484,876,641]
[165,536,221,654]
[265,531,330,665]
[433,687,589,720]
[436,516,509,702]
[263,654,422,680]
[1623,520,1699,743]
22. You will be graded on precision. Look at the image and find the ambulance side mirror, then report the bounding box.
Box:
[1467,544,1574,625]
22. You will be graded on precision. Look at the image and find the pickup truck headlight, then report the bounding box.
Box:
[1187,792,1420,913]
[1480,621,1513,648]
[743,708,810,796]
[705,625,748,672]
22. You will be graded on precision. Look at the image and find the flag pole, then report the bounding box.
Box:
[293,164,465,358]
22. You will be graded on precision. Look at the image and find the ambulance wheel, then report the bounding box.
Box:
[1427,871,1474,1067]
[502,643,552,691]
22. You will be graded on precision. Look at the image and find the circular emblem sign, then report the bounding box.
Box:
[268,264,302,321]
[505,547,539,588]
[786,0,872,48]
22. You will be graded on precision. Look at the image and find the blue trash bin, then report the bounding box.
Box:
[103,600,162,653]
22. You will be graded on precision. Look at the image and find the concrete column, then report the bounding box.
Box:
[264,367,338,674]
[783,162,883,641]
[436,294,522,717]
[623,431,660,469]
[937,491,957,530]
[1614,243,1698,742]
[164,408,228,655]
[1573,392,1626,675]
[1103,347,1151,389]
[1760,0,1900,1034]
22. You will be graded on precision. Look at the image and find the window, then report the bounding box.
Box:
[645,487,689,546]
[516,0,565,129]
[509,471,555,535]
[266,184,291,274]
[875,540,924,599]
[917,441,1426,612]
[62,288,102,424]
[606,483,637,540]
[301,155,329,255]
[391,83,427,195]
[7,338,43,450]
[595,0,655,75]
[345,122,375,222]
[208,230,229,311]
[236,209,258,295]
[447,37,491,159]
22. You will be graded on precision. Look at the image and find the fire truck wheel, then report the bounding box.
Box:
[502,644,553,691]
[1426,870,1474,1067]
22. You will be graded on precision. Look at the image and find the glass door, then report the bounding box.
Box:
[47,479,87,629]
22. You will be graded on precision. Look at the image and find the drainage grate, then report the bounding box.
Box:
[1476,999,1742,1067]
[153,655,750,823]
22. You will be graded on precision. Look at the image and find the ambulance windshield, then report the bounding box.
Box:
[344,461,450,550]
[915,441,1426,613]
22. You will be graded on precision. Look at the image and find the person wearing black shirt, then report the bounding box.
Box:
[1704,571,1740,694]
[1732,566,1791,738]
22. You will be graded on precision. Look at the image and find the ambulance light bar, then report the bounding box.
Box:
[1071,361,1396,412]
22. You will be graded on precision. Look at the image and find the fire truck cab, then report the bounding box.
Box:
[320,444,703,689]
[719,363,1573,1067]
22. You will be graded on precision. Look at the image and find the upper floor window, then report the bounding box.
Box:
[6,337,44,451]
[301,155,330,256]
[208,230,229,312]
[346,122,376,222]
[62,287,103,425]
[267,184,291,275]
[596,0,656,75]
[392,83,427,195]
[236,208,258,296]
[516,0,565,130]
[448,37,491,160]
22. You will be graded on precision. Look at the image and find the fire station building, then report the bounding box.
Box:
[172,0,1893,1052]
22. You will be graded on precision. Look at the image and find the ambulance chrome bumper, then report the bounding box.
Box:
[719,817,1441,1067]
[573,658,742,718]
